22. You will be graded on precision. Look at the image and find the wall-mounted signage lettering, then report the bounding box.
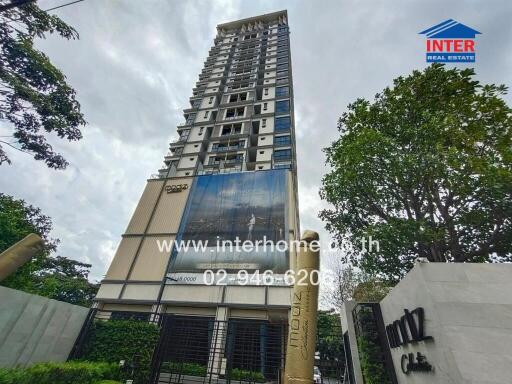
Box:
[401,352,433,374]
[385,307,433,348]
[166,184,188,193]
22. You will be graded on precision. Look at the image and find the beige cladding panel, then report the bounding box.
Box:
[104,236,142,280]
[122,284,160,301]
[224,286,266,305]
[95,283,123,299]
[147,178,192,234]
[128,235,175,281]
[161,285,223,303]
[125,180,164,235]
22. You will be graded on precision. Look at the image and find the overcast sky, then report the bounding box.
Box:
[0,0,511,281]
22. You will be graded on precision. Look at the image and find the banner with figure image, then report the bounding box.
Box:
[167,169,289,284]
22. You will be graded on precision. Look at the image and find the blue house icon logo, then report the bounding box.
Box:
[419,20,481,63]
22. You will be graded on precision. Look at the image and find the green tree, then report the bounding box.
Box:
[320,65,512,282]
[0,193,98,306]
[352,279,391,303]
[0,0,85,169]
[316,310,344,378]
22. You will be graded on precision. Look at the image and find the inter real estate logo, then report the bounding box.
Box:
[419,19,481,63]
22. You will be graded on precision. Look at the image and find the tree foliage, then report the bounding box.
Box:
[320,65,512,282]
[322,262,391,310]
[79,320,161,384]
[0,0,85,169]
[0,193,97,306]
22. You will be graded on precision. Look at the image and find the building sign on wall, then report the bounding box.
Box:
[166,169,289,285]
[385,307,434,375]
[385,307,433,348]
[166,184,188,193]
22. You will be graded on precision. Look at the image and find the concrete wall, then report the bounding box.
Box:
[380,263,512,384]
[0,286,89,367]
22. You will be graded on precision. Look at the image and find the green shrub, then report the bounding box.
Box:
[357,336,391,384]
[93,381,122,384]
[161,361,207,377]
[0,367,28,384]
[0,361,119,384]
[77,319,160,384]
[228,368,265,383]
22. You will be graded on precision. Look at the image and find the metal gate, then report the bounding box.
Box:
[151,315,287,384]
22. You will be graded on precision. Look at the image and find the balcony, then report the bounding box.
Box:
[211,143,245,152]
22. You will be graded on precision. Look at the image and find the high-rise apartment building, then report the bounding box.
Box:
[94,10,299,382]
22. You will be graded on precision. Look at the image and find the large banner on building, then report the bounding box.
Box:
[166,169,289,285]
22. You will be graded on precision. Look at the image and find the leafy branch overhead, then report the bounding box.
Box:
[320,64,512,282]
[0,0,85,169]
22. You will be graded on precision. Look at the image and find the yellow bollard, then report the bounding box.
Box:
[284,230,320,384]
[0,233,45,281]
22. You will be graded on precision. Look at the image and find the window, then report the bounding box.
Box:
[277,56,288,64]
[199,127,204,135]
[275,116,291,131]
[274,149,291,161]
[204,111,209,118]
[209,97,214,104]
[192,99,201,108]
[263,102,268,111]
[276,78,288,85]
[277,63,289,71]
[221,123,242,136]
[274,135,291,146]
[225,107,244,118]
[276,87,289,97]
[276,70,288,78]
[262,119,267,128]
[275,100,290,115]
[264,88,269,96]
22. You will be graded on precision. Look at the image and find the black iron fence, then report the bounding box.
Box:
[151,315,287,384]
[69,309,346,384]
